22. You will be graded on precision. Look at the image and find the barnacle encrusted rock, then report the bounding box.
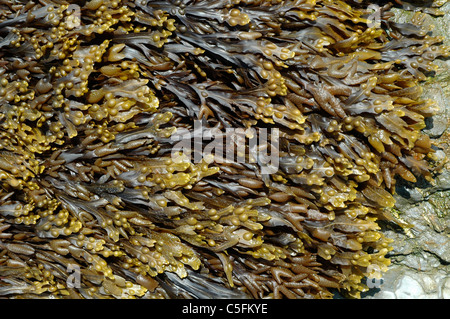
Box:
[0,0,448,299]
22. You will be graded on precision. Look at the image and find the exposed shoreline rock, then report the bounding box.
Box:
[365,2,450,299]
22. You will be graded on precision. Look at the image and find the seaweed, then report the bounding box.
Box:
[0,0,448,299]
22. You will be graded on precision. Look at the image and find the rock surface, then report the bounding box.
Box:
[364,2,450,299]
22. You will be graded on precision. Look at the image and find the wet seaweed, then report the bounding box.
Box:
[0,0,448,299]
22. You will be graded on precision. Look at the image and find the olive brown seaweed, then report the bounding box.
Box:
[0,0,448,299]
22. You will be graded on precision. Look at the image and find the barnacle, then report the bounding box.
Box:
[0,0,448,299]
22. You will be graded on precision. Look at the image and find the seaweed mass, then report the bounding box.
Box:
[0,0,448,299]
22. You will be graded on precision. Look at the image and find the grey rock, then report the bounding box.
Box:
[422,84,448,138]
[395,276,425,299]
[365,2,450,299]
[441,277,450,299]
[419,274,438,295]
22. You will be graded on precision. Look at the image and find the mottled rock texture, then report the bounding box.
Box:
[367,2,450,299]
